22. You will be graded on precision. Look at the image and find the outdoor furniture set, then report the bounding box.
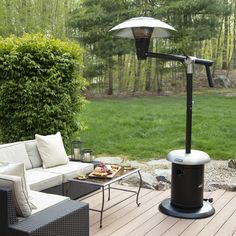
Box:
[0,132,142,235]
[0,132,96,236]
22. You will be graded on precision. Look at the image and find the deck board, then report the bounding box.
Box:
[81,185,236,236]
[161,189,223,236]
[215,209,236,236]
[111,191,170,236]
[197,193,236,236]
[181,190,236,236]
[91,189,163,235]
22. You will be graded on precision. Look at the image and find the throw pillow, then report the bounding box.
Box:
[35,132,69,168]
[0,162,37,209]
[0,162,30,197]
[0,174,32,217]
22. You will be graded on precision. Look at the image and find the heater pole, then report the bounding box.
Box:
[146,52,213,154]
[185,57,195,154]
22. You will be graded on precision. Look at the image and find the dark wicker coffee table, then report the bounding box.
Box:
[69,167,142,228]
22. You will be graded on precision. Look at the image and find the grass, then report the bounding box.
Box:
[79,89,236,161]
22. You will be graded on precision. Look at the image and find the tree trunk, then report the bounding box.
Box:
[154,59,162,94]
[133,60,142,94]
[233,2,236,69]
[107,58,113,95]
[125,53,135,91]
[117,54,124,92]
[212,20,223,77]
[222,10,229,70]
[145,57,152,91]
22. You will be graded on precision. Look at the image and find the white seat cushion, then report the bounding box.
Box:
[42,162,94,182]
[0,142,32,170]
[29,190,69,215]
[26,169,62,191]
[24,140,42,168]
[35,132,69,168]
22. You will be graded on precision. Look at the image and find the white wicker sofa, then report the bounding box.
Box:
[0,132,94,235]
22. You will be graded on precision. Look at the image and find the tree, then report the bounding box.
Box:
[67,0,133,95]
[233,1,236,69]
[0,0,79,38]
[155,0,226,55]
[221,0,232,70]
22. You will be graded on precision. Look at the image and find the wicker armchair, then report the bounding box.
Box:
[0,187,89,236]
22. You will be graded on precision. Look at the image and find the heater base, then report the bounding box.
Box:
[159,198,215,219]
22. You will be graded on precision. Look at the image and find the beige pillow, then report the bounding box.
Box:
[0,162,36,209]
[0,174,32,217]
[35,132,69,168]
[0,162,30,196]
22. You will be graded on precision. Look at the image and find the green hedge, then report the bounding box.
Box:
[0,34,87,145]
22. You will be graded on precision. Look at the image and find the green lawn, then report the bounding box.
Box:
[79,89,236,161]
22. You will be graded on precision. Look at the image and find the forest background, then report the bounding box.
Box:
[1,0,235,96]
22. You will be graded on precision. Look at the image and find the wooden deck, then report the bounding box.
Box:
[80,185,236,236]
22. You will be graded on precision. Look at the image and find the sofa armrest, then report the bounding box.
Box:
[8,200,89,236]
[0,187,18,235]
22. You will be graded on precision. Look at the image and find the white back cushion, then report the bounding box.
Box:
[35,132,69,168]
[0,142,32,169]
[24,140,42,168]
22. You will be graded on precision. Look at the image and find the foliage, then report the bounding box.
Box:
[67,0,234,95]
[68,0,134,94]
[0,0,80,38]
[0,0,235,95]
[159,0,231,54]
[0,34,87,144]
[68,0,132,58]
[79,89,236,160]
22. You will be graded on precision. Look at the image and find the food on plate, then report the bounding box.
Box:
[93,163,112,176]
[91,162,121,177]
[93,171,108,177]
[94,166,106,173]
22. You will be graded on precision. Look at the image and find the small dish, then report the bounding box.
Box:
[77,175,87,180]
[123,166,133,170]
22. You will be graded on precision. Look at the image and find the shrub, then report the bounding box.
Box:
[0,34,87,145]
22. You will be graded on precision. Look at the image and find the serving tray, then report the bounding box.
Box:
[88,166,121,179]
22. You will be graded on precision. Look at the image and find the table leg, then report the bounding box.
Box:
[136,170,142,206]
[100,186,105,228]
[108,184,111,201]
[63,181,71,197]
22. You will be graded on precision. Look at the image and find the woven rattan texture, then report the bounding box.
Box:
[9,200,89,236]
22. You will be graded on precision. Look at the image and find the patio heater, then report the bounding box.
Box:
[110,17,215,219]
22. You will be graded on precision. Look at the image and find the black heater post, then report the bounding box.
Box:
[185,57,194,154]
